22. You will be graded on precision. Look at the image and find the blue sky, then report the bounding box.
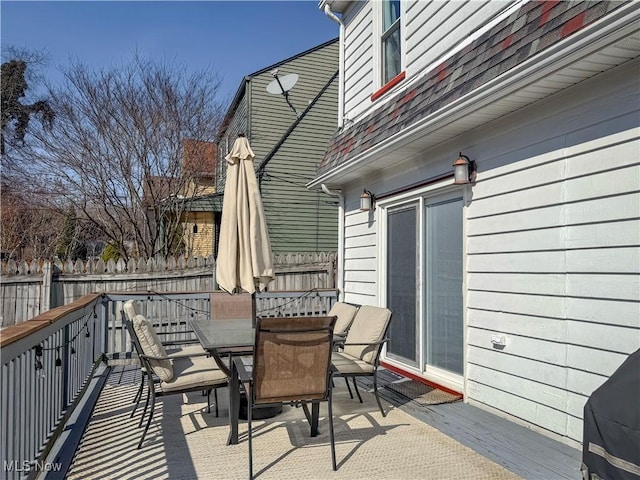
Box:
[1,1,339,103]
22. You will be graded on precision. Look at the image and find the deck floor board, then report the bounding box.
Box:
[367,370,582,480]
[64,366,583,479]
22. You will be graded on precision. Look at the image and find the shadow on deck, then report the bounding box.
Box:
[64,367,581,480]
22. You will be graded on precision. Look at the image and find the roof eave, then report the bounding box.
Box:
[307,3,640,190]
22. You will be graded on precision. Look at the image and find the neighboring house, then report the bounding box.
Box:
[216,39,339,253]
[151,140,220,258]
[179,139,218,257]
[310,0,640,448]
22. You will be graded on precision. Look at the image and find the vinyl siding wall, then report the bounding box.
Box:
[404,0,513,77]
[343,207,378,305]
[259,83,339,252]
[464,60,640,444]
[338,59,639,444]
[342,1,373,122]
[249,41,339,253]
[341,0,515,122]
[217,95,249,191]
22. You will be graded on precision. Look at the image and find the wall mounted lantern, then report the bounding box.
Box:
[453,153,477,184]
[360,189,375,211]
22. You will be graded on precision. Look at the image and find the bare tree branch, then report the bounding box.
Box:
[18,54,225,260]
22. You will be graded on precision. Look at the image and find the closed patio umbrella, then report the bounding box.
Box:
[216,135,274,294]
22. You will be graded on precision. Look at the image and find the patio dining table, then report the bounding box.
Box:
[190,316,253,445]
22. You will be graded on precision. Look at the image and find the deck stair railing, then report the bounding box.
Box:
[0,289,337,478]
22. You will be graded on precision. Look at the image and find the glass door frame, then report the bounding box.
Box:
[422,192,465,390]
[377,179,466,391]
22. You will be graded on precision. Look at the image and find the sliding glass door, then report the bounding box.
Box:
[384,193,464,379]
[424,196,463,375]
[386,204,418,365]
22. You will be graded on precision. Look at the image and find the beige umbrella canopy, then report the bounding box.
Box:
[216,135,274,294]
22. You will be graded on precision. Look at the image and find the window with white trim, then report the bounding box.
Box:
[381,0,401,84]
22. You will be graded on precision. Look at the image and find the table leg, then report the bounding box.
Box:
[302,401,320,437]
[228,353,240,445]
[311,402,319,437]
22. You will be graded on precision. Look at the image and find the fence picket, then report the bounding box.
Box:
[1,252,337,326]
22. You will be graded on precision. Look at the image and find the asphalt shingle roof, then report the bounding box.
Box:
[318,0,623,176]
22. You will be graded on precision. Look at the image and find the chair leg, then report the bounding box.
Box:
[138,388,156,449]
[133,371,145,402]
[248,397,253,479]
[130,372,145,418]
[138,384,151,428]
[214,389,219,417]
[207,389,211,414]
[372,370,386,417]
[328,390,337,470]
[351,377,363,403]
[344,377,354,399]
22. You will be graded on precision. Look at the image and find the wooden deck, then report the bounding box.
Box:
[58,366,582,480]
[371,370,582,480]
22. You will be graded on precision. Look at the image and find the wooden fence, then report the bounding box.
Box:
[0,252,336,327]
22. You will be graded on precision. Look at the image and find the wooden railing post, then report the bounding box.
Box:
[41,261,53,314]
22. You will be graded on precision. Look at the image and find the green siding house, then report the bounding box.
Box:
[216,39,339,253]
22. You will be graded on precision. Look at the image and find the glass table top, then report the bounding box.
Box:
[190,317,255,351]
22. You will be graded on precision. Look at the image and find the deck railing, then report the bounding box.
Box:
[0,294,105,479]
[0,289,338,479]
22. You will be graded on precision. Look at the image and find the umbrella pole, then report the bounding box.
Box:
[251,292,257,327]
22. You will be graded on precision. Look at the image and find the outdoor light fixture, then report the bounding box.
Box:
[360,189,375,211]
[453,153,477,184]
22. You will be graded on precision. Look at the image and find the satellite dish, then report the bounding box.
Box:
[266,71,300,117]
[266,73,299,95]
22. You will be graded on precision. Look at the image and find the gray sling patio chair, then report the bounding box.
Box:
[234,315,337,479]
[209,291,256,375]
[331,305,392,417]
[327,301,359,344]
[122,300,206,418]
[210,290,256,321]
[123,313,228,449]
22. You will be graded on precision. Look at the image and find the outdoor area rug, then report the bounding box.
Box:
[66,368,520,480]
[385,379,462,405]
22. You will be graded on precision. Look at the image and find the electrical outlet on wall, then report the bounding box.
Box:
[491,334,507,350]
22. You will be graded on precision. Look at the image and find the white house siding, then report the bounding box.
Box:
[341,0,516,123]
[343,206,377,305]
[464,60,640,444]
[404,0,513,77]
[335,58,639,445]
[342,1,373,123]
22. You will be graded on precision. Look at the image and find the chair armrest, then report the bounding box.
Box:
[161,339,200,346]
[332,333,347,347]
[155,329,200,346]
[342,338,389,347]
[233,357,253,383]
[140,352,209,361]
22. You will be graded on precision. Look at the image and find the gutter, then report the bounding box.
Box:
[321,184,344,301]
[323,3,345,129]
[307,2,640,189]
